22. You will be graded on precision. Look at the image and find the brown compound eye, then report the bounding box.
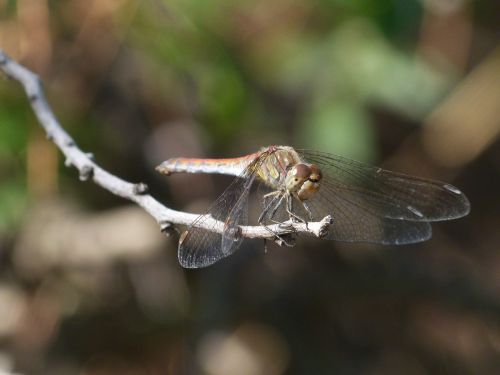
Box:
[291,164,311,181]
[308,164,322,182]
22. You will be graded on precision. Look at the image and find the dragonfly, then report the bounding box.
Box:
[156,145,470,268]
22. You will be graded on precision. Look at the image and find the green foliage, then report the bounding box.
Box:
[300,100,375,161]
[0,98,29,155]
[0,177,27,234]
[0,97,29,233]
[130,0,452,158]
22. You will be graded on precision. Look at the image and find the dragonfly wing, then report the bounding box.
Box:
[299,150,470,222]
[304,189,432,244]
[178,154,266,268]
[256,176,432,244]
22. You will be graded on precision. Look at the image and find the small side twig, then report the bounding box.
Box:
[0,49,333,241]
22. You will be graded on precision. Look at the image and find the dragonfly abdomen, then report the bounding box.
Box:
[156,154,258,177]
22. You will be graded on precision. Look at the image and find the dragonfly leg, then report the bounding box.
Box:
[258,192,283,224]
[267,194,288,224]
[286,194,307,224]
[261,225,296,247]
[263,190,281,199]
[299,199,314,221]
[258,193,296,247]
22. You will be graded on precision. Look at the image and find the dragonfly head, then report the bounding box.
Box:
[285,163,322,200]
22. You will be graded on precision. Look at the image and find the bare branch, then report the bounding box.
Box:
[0,49,332,242]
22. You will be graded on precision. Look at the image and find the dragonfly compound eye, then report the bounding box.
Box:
[291,164,311,181]
[308,164,322,182]
[296,163,322,201]
[285,164,312,192]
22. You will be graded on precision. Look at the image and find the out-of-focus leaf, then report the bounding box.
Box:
[0,178,27,235]
[298,100,376,162]
[0,102,29,155]
[275,20,456,121]
[317,0,422,38]
[197,62,247,140]
[324,20,455,117]
[0,101,29,234]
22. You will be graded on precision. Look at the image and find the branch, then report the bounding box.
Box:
[0,49,333,243]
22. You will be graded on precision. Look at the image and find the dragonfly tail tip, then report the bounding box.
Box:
[156,162,172,176]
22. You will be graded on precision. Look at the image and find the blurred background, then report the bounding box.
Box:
[1,0,499,374]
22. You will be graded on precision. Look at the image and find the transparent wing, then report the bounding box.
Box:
[299,150,470,221]
[178,154,268,268]
[295,149,470,245]
[259,180,433,245]
[304,190,433,244]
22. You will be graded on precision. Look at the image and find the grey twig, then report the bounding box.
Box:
[0,49,332,242]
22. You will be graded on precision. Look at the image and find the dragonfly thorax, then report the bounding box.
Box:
[285,163,322,201]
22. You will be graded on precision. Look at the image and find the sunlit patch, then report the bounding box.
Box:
[197,323,289,375]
